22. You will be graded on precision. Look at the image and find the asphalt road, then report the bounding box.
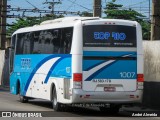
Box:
[0,90,159,120]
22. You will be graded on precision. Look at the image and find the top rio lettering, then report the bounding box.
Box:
[94,32,126,40]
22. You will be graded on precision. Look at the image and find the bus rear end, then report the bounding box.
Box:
[72,19,143,106]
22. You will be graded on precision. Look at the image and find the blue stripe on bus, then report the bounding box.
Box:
[83,51,137,57]
[83,60,106,71]
[85,61,117,81]
[24,54,71,95]
[44,57,69,83]
[83,51,137,81]
[85,60,137,81]
[24,55,54,94]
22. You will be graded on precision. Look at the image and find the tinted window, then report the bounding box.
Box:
[11,35,16,49]
[16,33,30,54]
[31,30,60,54]
[83,25,137,47]
[16,27,73,54]
[10,35,16,72]
[61,27,73,54]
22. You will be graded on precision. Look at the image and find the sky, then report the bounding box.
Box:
[7,0,151,24]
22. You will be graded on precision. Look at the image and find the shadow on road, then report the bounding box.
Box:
[28,100,53,109]
[27,100,130,117]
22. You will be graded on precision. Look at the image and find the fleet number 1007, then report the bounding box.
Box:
[120,72,135,78]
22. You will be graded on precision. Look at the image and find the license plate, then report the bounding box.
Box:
[104,87,116,92]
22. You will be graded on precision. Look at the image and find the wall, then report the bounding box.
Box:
[143,41,160,81]
[0,50,5,85]
[143,41,160,108]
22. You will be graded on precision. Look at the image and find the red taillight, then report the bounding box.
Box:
[137,74,144,82]
[73,73,82,82]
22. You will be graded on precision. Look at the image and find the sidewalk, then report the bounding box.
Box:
[123,106,158,111]
[122,105,160,116]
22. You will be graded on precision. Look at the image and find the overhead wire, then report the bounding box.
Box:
[67,0,92,11]
[65,0,77,11]
[124,0,148,8]
[7,0,151,20]
[25,0,40,10]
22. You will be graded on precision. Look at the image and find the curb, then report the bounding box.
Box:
[122,106,160,112]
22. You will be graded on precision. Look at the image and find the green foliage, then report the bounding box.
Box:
[7,18,37,36]
[140,20,151,40]
[105,2,122,10]
[104,0,151,40]
[7,14,64,36]
[7,0,151,40]
[79,11,93,17]
[7,10,92,36]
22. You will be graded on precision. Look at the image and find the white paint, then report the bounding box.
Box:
[83,60,115,80]
[26,57,60,97]
[83,80,136,92]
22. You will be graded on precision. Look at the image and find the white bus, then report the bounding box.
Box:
[10,17,143,112]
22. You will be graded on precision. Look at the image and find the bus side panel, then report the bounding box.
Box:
[10,54,72,100]
[10,54,50,96]
[30,56,72,100]
[10,72,19,95]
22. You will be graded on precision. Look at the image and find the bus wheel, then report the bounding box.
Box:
[18,87,28,103]
[52,87,62,111]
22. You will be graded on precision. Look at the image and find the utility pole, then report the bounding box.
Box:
[43,0,61,17]
[0,0,7,49]
[93,0,101,17]
[0,0,2,49]
[151,0,160,40]
[149,0,151,20]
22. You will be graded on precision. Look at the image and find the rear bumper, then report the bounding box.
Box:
[72,89,143,104]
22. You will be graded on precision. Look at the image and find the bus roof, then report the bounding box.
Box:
[12,17,100,36]
[12,17,137,36]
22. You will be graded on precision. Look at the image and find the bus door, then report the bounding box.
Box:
[82,24,137,92]
[9,35,16,74]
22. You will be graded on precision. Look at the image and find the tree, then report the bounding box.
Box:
[7,14,63,36]
[79,11,93,17]
[7,18,37,36]
[104,0,150,40]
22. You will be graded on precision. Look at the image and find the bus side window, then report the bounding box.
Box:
[15,28,73,55]
[9,35,16,73]
[61,27,73,54]
[16,34,24,54]
[52,29,61,54]
[31,31,41,54]
[16,33,31,54]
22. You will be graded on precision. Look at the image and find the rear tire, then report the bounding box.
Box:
[52,87,62,111]
[18,87,28,103]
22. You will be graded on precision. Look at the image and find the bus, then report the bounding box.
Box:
[9,17,143,112]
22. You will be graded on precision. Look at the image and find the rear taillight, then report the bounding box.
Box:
[73,73,82,82]
[137,74,144,90]
[73,73,82,89]
[137,74,144,82]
